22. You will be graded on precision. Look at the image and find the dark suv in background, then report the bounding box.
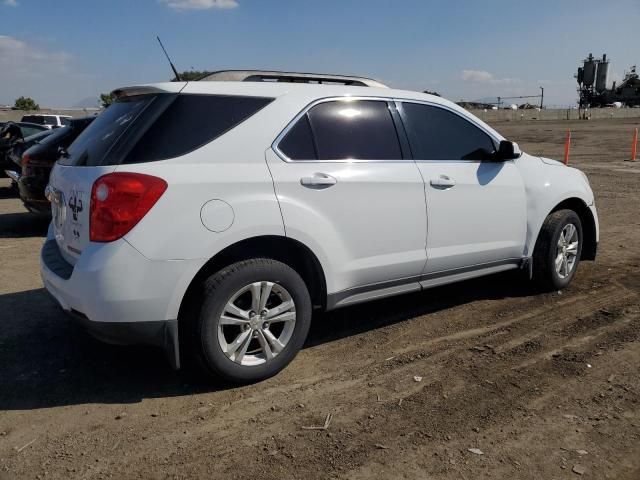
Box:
[1,121,49,179]
[14,116,94,213]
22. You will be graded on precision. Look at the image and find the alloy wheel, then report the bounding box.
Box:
[217,281,297,366]
[555,223,579,279]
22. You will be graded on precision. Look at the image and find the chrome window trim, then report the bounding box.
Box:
[272,96,412,163]
[272,95,505,164]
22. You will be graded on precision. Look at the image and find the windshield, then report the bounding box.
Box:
[60,96,155,166]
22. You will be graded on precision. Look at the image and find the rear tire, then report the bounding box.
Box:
[189,258,312,383]
[532,209,583,291]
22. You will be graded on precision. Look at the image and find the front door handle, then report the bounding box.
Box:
[300,173,337,188]
[430,175,456,189]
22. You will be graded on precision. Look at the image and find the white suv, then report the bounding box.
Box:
[41,74,598,383]
[21,114,72,129]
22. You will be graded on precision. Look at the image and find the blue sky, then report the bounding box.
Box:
[1,0,639,107]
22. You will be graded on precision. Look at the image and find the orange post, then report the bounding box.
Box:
[563,129,571,165]
[631,127,638,162]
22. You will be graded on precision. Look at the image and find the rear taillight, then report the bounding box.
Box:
[90,172,167,242]
[21,153,30,166]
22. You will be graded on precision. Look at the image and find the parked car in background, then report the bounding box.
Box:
[1,121,49,178]
[13,117,94,213]
[20,114,72,129]
[5,130,54,180]
[41,73,598,383]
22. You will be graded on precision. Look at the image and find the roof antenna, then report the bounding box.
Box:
[156,36,182,82]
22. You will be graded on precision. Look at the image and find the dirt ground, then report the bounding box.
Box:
[1,117,639,479]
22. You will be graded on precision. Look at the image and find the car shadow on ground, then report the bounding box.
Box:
[0,272,539,411]
[0,212,49,238]
[0,185,18,200]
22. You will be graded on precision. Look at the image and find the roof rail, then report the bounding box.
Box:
[197,70,388,88]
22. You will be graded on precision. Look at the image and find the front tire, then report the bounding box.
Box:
[532,209,583,290]
[191,258,312,383]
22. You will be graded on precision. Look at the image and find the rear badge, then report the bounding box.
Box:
[68,190,84,222]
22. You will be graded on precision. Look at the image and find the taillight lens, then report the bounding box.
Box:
[21,153,30,166]
[90,172,167,242]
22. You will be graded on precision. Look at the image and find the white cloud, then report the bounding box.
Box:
[461,69,519,85]
[0,35,71,74]
[4,0,18,6]
[0,35,81,106]
[160,0,238,10]
[461,70,492,82]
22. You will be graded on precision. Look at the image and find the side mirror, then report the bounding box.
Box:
[496,140,522,161]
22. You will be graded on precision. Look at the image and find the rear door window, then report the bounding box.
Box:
[277,114,317,160]
[307,100,402,160]
[400,102,496,160]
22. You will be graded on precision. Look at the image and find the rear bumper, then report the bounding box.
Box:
[40,229,202,369]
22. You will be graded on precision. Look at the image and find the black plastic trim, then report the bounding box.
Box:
[68,310,180,370]
[41,239,73,280]
[326,258,526,311]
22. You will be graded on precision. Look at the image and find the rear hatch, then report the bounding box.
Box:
[48,87,179,265]
[46,82,273,265]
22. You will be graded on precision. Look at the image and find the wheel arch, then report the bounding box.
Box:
[547,197,597,260]
[177,235,328,326]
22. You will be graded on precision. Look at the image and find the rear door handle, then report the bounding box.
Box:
[300,173,337,188]
[430,175,456,189]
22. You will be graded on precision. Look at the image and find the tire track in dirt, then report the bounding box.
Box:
[98,271,640,479]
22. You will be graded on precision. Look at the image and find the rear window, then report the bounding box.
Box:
[60,95,153,166]
[61,94,272,166]
[21,115,44,124]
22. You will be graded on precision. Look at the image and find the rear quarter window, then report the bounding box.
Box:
[123,94,273,164]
